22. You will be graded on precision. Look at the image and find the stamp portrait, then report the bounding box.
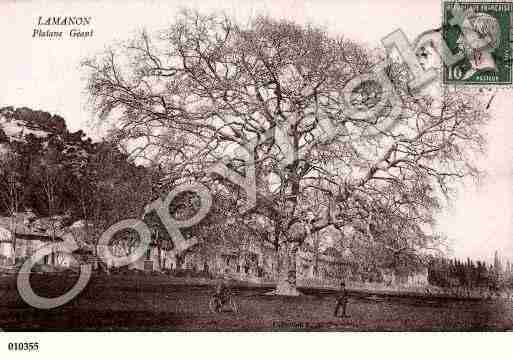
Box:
[443,1,513,84]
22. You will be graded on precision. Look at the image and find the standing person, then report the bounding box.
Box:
[334,281,349,318]
[215,277,230,301]
[210,277,237,313]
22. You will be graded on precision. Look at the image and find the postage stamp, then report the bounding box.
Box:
[442,1,513,85]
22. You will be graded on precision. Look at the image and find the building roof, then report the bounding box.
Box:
[0,215,64,242]
[322,247,341,258]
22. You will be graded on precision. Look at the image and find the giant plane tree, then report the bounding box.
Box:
[83,10,489,295]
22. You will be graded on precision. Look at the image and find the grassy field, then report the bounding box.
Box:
[0,273,511,331]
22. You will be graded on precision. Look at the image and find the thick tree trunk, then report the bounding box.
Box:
[157,244,163,271]
[274,243,301,296]
[9,216,17,266]
[8,231,16,266]
[313,232,319,278]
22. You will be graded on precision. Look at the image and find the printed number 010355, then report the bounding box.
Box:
[8,342,39,351]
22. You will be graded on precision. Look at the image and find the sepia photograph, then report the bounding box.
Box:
[0,0,513,356]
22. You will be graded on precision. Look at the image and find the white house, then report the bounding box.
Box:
[0,213,75,269]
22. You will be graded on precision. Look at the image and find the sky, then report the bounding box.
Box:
[0,0,512,264]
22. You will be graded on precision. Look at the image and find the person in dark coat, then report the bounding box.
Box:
[334,281,349,318]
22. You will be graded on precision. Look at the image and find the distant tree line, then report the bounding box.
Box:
[428,257,509,290]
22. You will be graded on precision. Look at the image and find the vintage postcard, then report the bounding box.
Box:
[0,0,512,357]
